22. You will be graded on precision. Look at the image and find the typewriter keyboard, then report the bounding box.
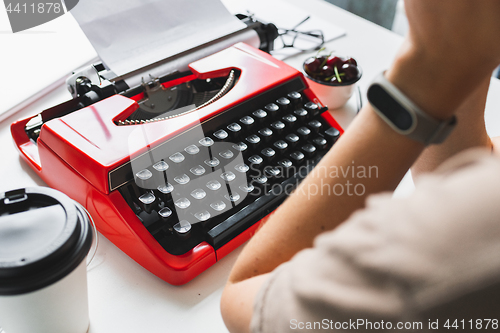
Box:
[114,79,340,255]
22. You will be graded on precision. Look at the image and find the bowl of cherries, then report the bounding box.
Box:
[303,53,362,110]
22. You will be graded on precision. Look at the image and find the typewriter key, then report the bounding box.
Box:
[205,157,220,168]
[264,103,280,118]
[293,108,308,121]
[199,137,214,147]
[158,207,173,222]
[220,171,236,182]
[239,116,255,130]
[157,183,174,202]
[258,128,273,143]
[232,142,248,152]
[287,91,302,104]
[252,109,268,123]
[227,123,242,138]
[282,114,297,128]
[252,175,268,186]
[234,163,250,173]
[152,161,169,172]
[173,220,191,238]
[248,155,264,169]
[213,129,229,141]
[290,151,305,163]
[264,167,281,180]
[245,135,261,149]
[261,148,276,162]
[174,174,190,185]
[224,193,241,203]
[304,102,320,117]
[174,198,191,209]
[190,165,206,176]
[296,127,311,140]
[135,169,153,188]
[308,120,323,133]
[210,201,227,212]
[270,121,286,135]
[276,97,291,111]
[273,140,288,153]
[312,137,328,150]
[185,145,200,155]
[324,127,340,144]
[206,180,222,191]
[190,188,207,200]
[239,184,255,193]
[169,152,185,163]
[277,159,294,177]
[138,192,157,214]
[285,133,300,148]
[301,144,317,158]
[219,150,234,159]
[194,210,211,222]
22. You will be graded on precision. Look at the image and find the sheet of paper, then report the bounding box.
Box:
[70,0,247,77]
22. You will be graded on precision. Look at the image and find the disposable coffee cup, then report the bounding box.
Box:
[0,187,93,333]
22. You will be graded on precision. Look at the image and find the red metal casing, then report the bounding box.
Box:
[11,43,343,285]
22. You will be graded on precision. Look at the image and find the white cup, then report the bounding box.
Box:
[0,187,93,333]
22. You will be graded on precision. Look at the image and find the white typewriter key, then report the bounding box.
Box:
[158,207,172,219]
[190,165,206,176]
[204,157,220,167]
[157,183,174,194]
[220,171,236,182]
[210,201,226,212]
[153,161,169,172]
[234,164,250,173]
[169,152,185,163]
[185,144,200,155]
[194,210,211,222]
[139,192,156,204]
[232,142,248,152]
[174,198,191,209]
[199,137,214,147]
[190,188,207,200]
[219,150,234,159]
[173,220,192,235]
[224,193,241,202]
[239,184,255,193]
[174,174,190,185]
[206,180,222,191]
[136,169,153,180]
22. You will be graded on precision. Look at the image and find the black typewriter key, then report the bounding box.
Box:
[264,103,280,118]
[252,109,268,123]
[210,200,227,212]
[204,157,220,168]
[135,169,154,189]
[312,137,328,150]
[194,210,211,222]
[290,151,306,163]
[301,144,317,158]
[258,128,273,143]
[156,183,174,202]
[199,137,214,147]
[213,129,229,141]
[273,140,288,154]
[138,192,157,214]
[261,147,276,162]
[227,123,242,139]
[190,188,207,200]
[264,166,282,180]
[224,192,241,203]
[270,121,286,135]
[277,158,294,177]
[304,102,320,117]
[276,97,291,111]
[287,91,302,104]
[248,155,264,167]
[251,175,268,187]
[294,108,308,122]
[232,142,248,153]
[308,120,323,133]
[234,163,250,174]
[324,127,340,144]
[240,116,255,130]
[174,174,190,185]
[219,149,234,160]
[173,220,191,238]
[296,126,311,140]
[282,114,297,128]
[220,171,236,182]
[206,180,222,191]
[158,207,173,223]
[245,134,261,149]
[185,144,200,155]
[174,197,191,210]
[169,152,185,164]
[190,165,206,176]
[285,133,300,148]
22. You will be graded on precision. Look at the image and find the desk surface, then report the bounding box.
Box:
[1,1,499,332]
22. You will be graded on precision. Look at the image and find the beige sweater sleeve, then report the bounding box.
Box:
[251,150,500,333]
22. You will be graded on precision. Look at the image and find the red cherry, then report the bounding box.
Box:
[343,57,358,67]
[341,63,359,82]
[304,57,321,74]
[320,65,334,78]
[326,56,343,68]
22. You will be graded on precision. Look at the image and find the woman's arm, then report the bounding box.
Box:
[221,1,500,332]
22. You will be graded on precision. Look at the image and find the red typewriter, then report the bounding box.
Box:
[11,41,343,284]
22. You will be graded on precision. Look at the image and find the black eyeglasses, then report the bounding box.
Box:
[276,16,325,52]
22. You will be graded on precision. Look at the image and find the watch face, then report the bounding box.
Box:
[368,84,413,131]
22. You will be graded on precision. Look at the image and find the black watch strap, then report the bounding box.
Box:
[368,72,457,145]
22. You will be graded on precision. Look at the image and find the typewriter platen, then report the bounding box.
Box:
[11,42,343,285]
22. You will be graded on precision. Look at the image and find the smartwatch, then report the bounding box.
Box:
[367,72,457,145]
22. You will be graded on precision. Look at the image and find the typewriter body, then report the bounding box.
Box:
[12,38,343,284]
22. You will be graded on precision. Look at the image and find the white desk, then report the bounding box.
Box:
[1,1,499,332]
